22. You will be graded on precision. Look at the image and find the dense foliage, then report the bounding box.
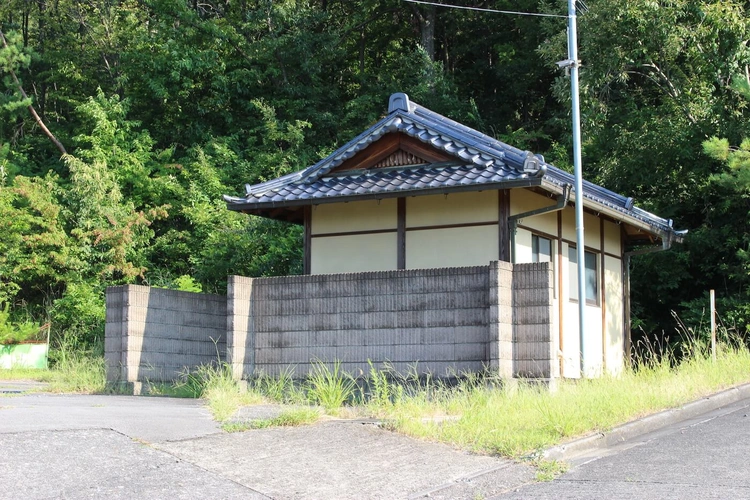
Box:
[0,0,749,348]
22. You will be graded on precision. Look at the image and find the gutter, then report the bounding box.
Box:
[539,178,683,245]
[508,184,572,263]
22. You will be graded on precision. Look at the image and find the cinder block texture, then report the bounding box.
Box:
[105,285,227,384]
[106,261,560,386]
[512,263,556,378]
[488,261,514,377]
[240,266,491,379]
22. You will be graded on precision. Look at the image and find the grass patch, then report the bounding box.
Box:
[305,360,357,412]
[0,367,53,381]
[46,350,107,393]
[174,362,267,421]
[222,407,321,432]
[367,345,750,458]
[534,459,569,481]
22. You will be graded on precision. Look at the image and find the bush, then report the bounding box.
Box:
[0,303,43,344]
[49,281,105,347]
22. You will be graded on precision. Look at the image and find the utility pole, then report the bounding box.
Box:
[567,0,587,377]
[406,0,589,376]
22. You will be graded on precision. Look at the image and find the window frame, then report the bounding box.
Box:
[568,245,599,306]
[531,234,552,264]
[531,233,557,298]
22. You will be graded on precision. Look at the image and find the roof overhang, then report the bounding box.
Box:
[228,177,543,221]
[225,92,686,245]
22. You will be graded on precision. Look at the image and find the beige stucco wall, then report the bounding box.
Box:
[604,255,624,374]
[305,187,628,379]
[561,208,602,250]
[406,191,497,227]
[311,233,397,274]
[510,189,558,236]
[584,212,602,250]
[311,199,397,234]
[514,228,533,263]
[406,226,499,269]
[603,219,621,255]
[404,191,500,268]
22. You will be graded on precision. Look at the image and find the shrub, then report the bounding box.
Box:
[0,303,43,344]
[49,281,105,347]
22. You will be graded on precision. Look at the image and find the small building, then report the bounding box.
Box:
[224,93,683,378]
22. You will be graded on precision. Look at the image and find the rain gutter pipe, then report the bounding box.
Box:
[509,184,571,264]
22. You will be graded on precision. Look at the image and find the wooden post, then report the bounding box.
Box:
[397,198,406,269]
[303,206,312,275]
[710,289,716,362]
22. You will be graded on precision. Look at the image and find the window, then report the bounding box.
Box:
[569,246,598,305]
[532,235,552,263]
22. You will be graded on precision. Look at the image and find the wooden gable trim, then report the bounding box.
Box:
[332,133,453,173]
[398,135,453,163]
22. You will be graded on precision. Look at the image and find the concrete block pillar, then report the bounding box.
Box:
[104,286,126,383]
[489,261,514,378]
[104,284,150,394]
[227,275,255,380]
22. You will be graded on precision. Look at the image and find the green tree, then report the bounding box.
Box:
[539,0,750,336]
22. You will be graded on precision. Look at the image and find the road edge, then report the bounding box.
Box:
[543,382,750,462]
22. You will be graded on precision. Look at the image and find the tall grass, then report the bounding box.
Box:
[174,362,265,421]
[305,360,357,411]
[47,346,107,393]
[368,343,750,458]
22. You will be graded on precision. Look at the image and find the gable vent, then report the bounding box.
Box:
[371,149,428,169]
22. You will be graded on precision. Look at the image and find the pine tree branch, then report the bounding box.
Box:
[0,29,67,156]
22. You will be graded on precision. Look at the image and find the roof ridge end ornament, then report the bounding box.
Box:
[522,151,548,177]
[388,93,412,113]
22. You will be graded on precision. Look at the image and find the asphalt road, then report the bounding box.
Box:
[495,398,750,500]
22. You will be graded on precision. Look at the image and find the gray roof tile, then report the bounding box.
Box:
[225,93,682,242]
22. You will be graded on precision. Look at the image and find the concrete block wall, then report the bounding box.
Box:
[105,285,227,388]
[512,263,557,378]
[236,266,491,378]
[106,263,557,387]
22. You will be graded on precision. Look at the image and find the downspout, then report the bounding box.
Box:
[622,222,684,362]
[508,184,571,263]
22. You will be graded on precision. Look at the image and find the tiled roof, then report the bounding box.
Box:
[225,93,683,242]
[228,162,541,206]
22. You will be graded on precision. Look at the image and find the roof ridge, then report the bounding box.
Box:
[224,92,684,243]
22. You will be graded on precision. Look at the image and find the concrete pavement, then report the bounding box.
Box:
[0,389,536,499]
[2,381,750,499]
[494,397,750,499]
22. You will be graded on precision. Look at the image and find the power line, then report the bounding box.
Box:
[403,0,567,19]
